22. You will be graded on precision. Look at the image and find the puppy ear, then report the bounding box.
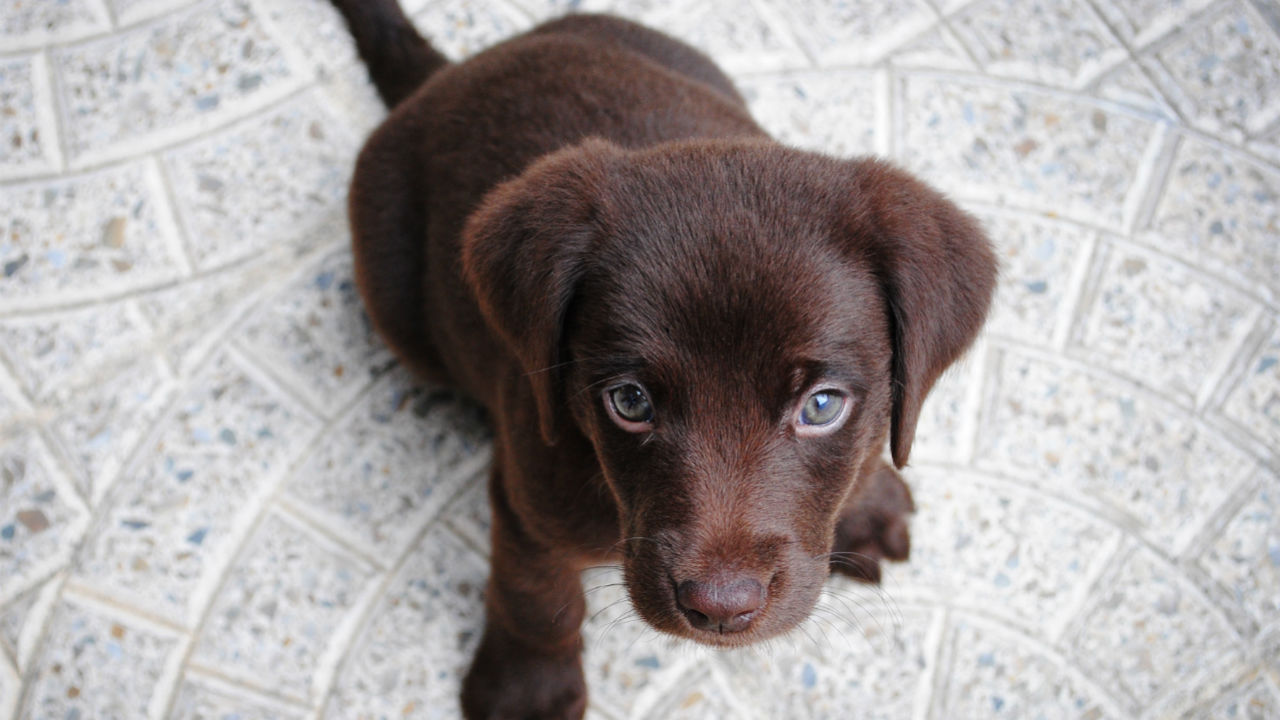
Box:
[461,139,621,445]
[839,158,997,468]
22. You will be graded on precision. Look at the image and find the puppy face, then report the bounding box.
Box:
[463,137,995,645]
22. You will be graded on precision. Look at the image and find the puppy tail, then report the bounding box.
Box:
[330,0,450,108]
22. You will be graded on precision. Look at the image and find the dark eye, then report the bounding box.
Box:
[607,383,653,427]
[799,390,845,427]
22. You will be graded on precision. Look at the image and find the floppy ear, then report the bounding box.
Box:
[461,139,622,445]
[839,158,997,468]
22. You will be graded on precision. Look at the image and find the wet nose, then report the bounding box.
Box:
[675,575,766,634]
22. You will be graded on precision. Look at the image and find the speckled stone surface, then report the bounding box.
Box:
[1,1,1278,718]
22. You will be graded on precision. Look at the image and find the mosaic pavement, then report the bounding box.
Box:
[1,0,1278,718]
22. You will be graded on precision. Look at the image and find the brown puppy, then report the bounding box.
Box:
[331,2,997,718]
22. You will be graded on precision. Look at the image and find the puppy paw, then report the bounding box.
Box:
[461,628,587,720]
[829,460,915,584]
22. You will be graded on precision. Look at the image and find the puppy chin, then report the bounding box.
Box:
[621,558,827,648]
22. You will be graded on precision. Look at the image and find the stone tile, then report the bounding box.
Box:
[0,0,109,50]
[324,525,486,720]
[48,354,174,503]
[1190,674,1280,719]
[884,24,978,72]
[768,0,935,65]
[579,567,700,720]
[740,70,878,158]
[1197,471,1280,631]
[162,92,357,271]
[73,351,320,626]
[910,356,978,464]
[1072,242,1258,405]
[19,596,181,720]
[1063,544,1241,713]
[934,616,1123,720]
[895,467,1118,632]
[949,0,1126,88]
[1092,0,1217,47]
[0,160,187,312]
[0,573,60,671]
[190,511,378,703]
[233,246,391,417]
[283,369,490,557]
[976,348,1255,554]
[409,0,535,61]
[0,654,16,720]
[899,75,1154,230]
[1149,1,1280,140]
[0,301,152,400]
[0,428,88,605]
[1092,61,1181,119]
[0,53,61,180]
[168,672,310,720]
[51,0,303,166]
[135,261,277,376]
[716,602,934,720]
[1147,136,1280,304]
[443,480,491,555]
[1220,324,1280,450]
[108,0,199,25]
[978,210,1094,346]
[638,670,750,720]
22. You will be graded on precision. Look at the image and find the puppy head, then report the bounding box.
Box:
[463,138,995,645]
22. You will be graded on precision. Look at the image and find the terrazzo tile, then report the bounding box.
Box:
[910,357,978,463]
[899,75,1154,229]
[134,260,278,375]
[0,160,187,311]
[896,466,1118,632]
[0,0,109,50]
[0,655,16,720]
[1149,1,1280,141]
[934,616,1123,720]
[740,70,878,158]
[409,0,535,61]
[443,480,491,556]
[233,246,390,417]
[19,596,181,720]
[1092,61,1181,119]
[190,511,378,703]
[47,355,175,503]
[168,673,310,720]
[638,670,749,720]
[0,301,152,400]
[978,210,1094,346]
[108,0,199,25]
[283,369,489,558]
[767,0,935,65]
[1063,544,1241,714]
[1190,675,1280,720]
[0,53,61,180]
[51,0,303,166]
[0,574,59,671]
[976,348,1255,555]
[1146,136,1280,303]
[72,350,320,626]
[1072,242,1257,404]
[324,525,486,720]
[1220,324,1280,450]
[1197,471,1280,632]
[715,602,934,720]
[0,428,88,606]
[1092,0,1218,47]
[579,567,700,720]
[884,24,978,72]
[948,0,1126,88]
[162,92,357,271]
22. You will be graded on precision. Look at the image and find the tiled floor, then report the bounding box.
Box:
[1,0,1278,718]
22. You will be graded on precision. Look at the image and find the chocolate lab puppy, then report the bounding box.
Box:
[331,1,997,717]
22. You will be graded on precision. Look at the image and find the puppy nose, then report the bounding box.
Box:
[675,576,766,634]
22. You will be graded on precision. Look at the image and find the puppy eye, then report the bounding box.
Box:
[606,383,654,430]
[798,390,846,428]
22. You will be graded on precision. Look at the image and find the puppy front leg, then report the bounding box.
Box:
[461,467,588,720]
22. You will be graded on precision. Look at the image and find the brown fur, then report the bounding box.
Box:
[331,3,997,718]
